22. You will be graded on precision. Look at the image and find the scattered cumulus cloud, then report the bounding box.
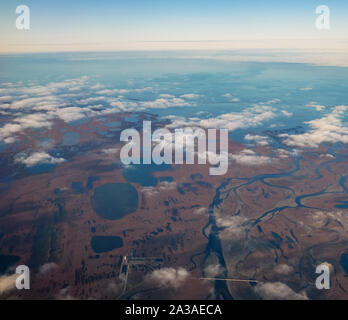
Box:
[229,149,271,166]
[245,134,269,146]
[221,93,240,102]
[193,207,208,215]
[96,87,152,95]
[55,286,76,300]
[254,282,308,300]
[180,93,200,99]
[281,110,293,117]
[216,215,248,238]
[0,96,12,102]
[147,267,190,289]
[102,147,120,156]
[15,152,66,167]
[142,97,192,109]
[0,274,17,296]
[204,264,226,277]
[106,280,124,296]
[141,181,178,197]
[166,106,276,131]
[306,102,325,111]
[39,263,58,275]
[274,264,294,275]
[0,78,197,144]
[280,105,348,148]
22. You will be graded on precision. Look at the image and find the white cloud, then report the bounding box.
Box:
[0,103,106,143]
[280,106,348,148]
[141,187,159,197]
[14,113,53,129]
[0,113,54,143]
[106,280,124,296]
[180,94,200,99]
[276,149,291,159]
[216,215,248,238]
[51,106,96,123]
[0,274,17,296]
[108,100,138,112]
[320,153,335,159]
[55,286,76,300]
[15,152,66,167]
[0,96,12,102]
[0,78,277,147]
[229,149,271,166]
[254,282,308,300]
[141,181,177,197]
[166,106,275,131]
[264,99,280,104]
[204,264,226,277]
[142,97,192,109]
[147,267,190,289]
[306,102,325,111]
[76,96,106,105]
[158,181,177,191]
[245,134,269,146]
[39,263,58,275]
[91,83,104,90]
[274,264,294,275]
[96,87,152,96]
[97,89,129,95]
[3,77,89,111]
[281,110,293,117]
[333,105,348,114]
[102,147,120,156]
[193,207,208,215]
[159,94,175,98]
[0,77,100,143]
[221,93,240,102]
[9,96,62,110]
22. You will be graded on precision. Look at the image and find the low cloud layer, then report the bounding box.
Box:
[0,77,199,145]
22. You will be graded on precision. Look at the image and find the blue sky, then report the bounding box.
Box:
[1,0,347,53]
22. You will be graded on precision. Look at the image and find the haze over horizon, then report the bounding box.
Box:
[1,0,348,58]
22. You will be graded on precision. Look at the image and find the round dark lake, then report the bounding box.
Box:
[91,236,123,253]
[92,183,138,220]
